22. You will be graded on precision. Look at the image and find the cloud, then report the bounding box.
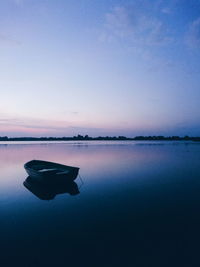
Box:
[13,0,25,6]
[101,5,172,46]
[0,115,124,137]
[0,116,72,132]
[0,114,109,137]
[0,33,21,46]
[161,7,171,14]
[186,17,200,48]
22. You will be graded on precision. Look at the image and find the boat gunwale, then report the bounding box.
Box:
[24,160,80,172]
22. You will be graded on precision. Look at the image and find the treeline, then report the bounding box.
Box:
[133,135,200,141]
[0,135,200,141]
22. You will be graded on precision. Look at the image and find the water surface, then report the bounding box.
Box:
[0,141,200,266]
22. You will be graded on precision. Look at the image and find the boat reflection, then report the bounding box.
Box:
[23,176,80,200]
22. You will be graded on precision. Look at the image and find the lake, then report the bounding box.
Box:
[0,141,200,267]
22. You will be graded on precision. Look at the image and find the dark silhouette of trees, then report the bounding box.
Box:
[0,135,199,142]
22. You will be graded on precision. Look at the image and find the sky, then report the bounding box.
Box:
[0,0,200,137]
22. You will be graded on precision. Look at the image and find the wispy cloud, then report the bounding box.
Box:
[0,115,124,137]
[186,17,200,48]
[0,116,73,132]
[161,7,171,14]
[101,5,172,46]
[13,0,25,6]
[0,33,21,46]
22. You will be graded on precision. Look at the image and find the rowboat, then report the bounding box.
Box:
[24,160,79,182]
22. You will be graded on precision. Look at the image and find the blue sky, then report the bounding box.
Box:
[0,0,200,137]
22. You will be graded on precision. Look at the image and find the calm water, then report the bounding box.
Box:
[0,141,200,267]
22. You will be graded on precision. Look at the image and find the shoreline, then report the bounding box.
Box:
[0,137,200,142]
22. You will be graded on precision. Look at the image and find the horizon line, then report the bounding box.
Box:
[0,135,200,141]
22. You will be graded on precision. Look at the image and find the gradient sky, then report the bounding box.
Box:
[0,0,200,137]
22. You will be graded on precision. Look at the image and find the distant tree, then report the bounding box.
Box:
[0,136,8,141]
[118,136,127,140]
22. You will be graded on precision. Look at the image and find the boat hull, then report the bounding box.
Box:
[24,160,79,183]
